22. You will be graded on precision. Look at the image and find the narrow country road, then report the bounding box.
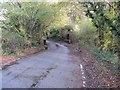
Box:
[2,41,85,88]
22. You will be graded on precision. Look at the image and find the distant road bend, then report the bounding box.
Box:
[2,40,85,88]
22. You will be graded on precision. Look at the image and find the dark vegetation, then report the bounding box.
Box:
[0,1,119,87]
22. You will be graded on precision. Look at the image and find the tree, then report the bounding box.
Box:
[1,2,67,55]
[82,1,120,66]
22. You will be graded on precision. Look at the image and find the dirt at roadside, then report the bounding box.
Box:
[1,46,47,67]
[60,41,119,88]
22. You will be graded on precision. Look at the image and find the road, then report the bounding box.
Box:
[2,41,85,88]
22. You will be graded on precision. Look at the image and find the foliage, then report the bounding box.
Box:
[64,25,73,30]
[49,28,60,40]
[83,45,119,74]
[82,2,120,56]
[2,30,30,56]
[49,25,74,41]
[1,2,67,55]
[75,18,97,45]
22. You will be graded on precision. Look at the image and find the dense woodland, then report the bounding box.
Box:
[0,1,119,79]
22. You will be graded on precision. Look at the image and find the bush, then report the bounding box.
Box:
[49,25,74,41]
[2,30,31,56]
[83,45,118,74]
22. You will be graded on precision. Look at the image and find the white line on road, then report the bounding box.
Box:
[80,64,86,87]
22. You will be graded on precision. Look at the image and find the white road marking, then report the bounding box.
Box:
[83,84,86,87]
[82,76,86,79]
[80,64,86,87]
[80,64,83,69]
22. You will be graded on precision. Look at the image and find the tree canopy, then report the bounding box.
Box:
[1,1,119,62]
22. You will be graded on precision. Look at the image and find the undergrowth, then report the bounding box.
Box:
[83,45,119,76]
